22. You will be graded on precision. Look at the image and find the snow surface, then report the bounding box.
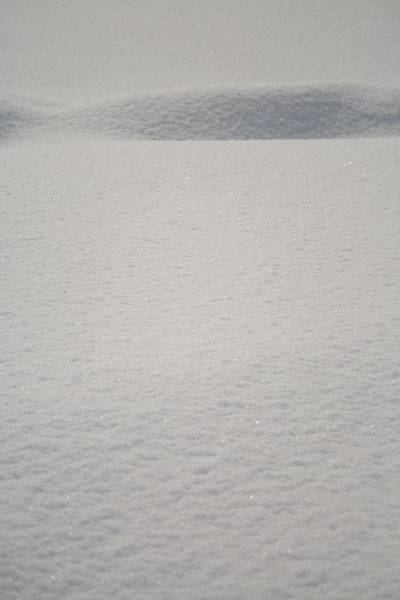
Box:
[2,137,400,600]
[3,85,400,142]
[1,0,400,101]
[1,1,400,599]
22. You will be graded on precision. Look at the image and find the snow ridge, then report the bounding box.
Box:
[2,84,400,141]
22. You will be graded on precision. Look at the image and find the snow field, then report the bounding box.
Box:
[2,0,400,598]
[1,138,400,599]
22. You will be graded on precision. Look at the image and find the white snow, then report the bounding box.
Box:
[1,0,400,100]
[3,84,400,142]
[1,1,400,599]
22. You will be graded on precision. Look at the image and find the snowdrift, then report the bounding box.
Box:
[2,84,400,142]
[0,100,40,141]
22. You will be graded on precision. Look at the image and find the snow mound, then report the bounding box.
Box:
[0,98,59,142]
[76,85,400,140]
[0,101,36,141]
[2,85,400,141]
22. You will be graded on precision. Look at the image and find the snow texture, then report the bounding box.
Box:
[2,85,400,142]
[2,138,400,600]
[2,0,400,599]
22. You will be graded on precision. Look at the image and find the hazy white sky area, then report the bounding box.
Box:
[1,0,400,101]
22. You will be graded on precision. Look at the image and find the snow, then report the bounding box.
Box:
[3,84,400,142]
[1,0,400,100]
[1,1,400,599]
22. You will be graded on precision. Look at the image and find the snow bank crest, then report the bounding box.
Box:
[2,85,400,141]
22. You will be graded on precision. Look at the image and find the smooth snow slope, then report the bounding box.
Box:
[2,84,400,142]
[1,138,400,600]
[1,0,400,101]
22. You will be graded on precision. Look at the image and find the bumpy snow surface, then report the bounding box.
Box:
[2,128,400,599]
[2,84,400,142]
[3,0,400,596]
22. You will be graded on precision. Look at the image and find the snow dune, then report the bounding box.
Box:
[2,84,400,142]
